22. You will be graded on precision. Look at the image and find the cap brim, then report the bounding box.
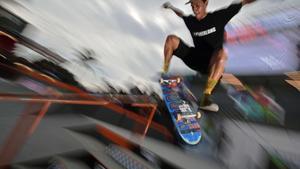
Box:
[185,0,191,5]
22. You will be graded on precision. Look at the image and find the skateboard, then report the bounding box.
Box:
[160,76,202,145]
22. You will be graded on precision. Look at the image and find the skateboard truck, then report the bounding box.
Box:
[159,77,181,86]
[176,111,201,121]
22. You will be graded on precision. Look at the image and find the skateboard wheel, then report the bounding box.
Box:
[159,78,164,84]
[177,114,182,121]
[196,112,202,119]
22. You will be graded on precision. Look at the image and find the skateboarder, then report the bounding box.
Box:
[162,0,256,112]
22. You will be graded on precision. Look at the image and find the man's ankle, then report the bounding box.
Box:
[163,62,169,73]
[200,94,211,106]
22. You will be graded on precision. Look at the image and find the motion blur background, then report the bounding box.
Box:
[0,0,300,169]
[1,0,299,94]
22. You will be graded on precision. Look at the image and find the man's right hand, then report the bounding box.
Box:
[162,1,184,17]
[162,2,172,9]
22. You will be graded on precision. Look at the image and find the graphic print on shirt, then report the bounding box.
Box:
[193,27,216,37]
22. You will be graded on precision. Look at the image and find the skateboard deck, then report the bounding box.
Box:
[160,76,202,145]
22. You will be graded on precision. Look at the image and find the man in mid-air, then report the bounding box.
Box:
[162,0,256,112]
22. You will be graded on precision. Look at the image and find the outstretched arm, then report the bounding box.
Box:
[242,0,256,6]
[162,2,185,18]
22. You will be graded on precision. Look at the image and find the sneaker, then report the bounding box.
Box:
[199,95,219,112]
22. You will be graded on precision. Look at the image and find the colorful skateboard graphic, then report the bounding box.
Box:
[160,76,202,145]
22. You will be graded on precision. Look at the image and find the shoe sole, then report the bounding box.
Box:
[199,104,219,112]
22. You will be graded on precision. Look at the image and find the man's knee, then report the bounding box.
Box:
[209,49,227,66]
[166,35,180,49]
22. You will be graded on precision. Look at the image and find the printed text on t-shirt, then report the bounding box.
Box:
[193,27,216,37]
